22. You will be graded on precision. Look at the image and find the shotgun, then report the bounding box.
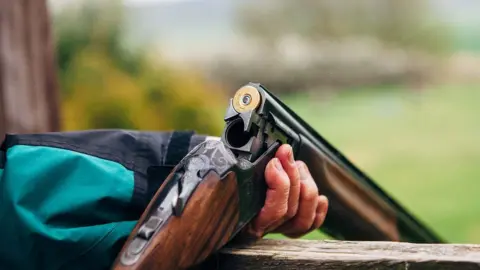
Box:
[112,83,444,270]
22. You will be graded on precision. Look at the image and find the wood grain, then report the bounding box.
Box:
[296,145,400,241]
[323,159,399,241]
[113,170,240,270]
[199,239,480,269]
[0,0,60,136]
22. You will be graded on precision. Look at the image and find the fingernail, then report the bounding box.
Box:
[288,147,295,165]
[274,158,284,171]
[298,163,308,179]
[254,229,265,239]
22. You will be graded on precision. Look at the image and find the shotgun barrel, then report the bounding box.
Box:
[112,82,444,270]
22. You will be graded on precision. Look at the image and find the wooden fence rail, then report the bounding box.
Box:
[198,239,480,269]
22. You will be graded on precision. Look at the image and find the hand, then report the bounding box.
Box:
[240,144,329,239]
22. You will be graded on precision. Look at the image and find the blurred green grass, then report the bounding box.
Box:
[264,84,480,243]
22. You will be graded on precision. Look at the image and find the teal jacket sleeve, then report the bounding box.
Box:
[0,130,207,270]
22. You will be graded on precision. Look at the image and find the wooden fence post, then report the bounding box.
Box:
[0,0,60,137]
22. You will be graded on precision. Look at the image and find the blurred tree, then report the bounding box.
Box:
[53,0,225,135]
[210,0,453,95]
[236,0,452,55]
[0,0,60,136]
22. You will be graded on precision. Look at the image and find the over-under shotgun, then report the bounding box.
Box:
[112,83,444,270]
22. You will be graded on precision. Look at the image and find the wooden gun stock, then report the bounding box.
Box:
[323,159,400,241]
[296,141,400,241]
[112,170,239,270]
[112,139,276,270]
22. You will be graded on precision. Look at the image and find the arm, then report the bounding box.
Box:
[0,130,212,270]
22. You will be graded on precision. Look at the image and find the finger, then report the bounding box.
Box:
[276,161,319,237]
[250,157,290,236]
[283,195,329,238]
[275,144,301,220]
[312,195,329,230]
[264,144,301,232]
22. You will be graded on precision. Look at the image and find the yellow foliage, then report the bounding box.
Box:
[60,45,226,136]
[55,0,227,136]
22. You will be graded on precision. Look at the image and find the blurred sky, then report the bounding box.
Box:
[49,0,480,62]
[123,0,192,5]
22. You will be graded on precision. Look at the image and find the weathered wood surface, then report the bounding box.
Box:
[0,0,60,136]
[198,239,480,269]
